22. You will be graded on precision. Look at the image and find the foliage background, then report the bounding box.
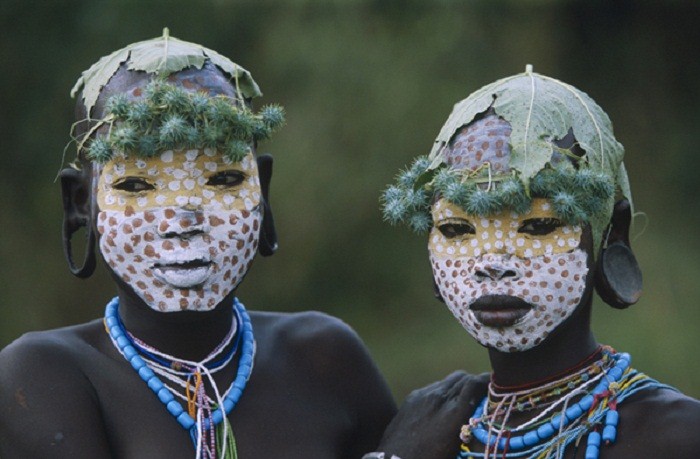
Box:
[1,0,699,401]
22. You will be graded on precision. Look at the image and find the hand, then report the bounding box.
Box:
[375,371,489,459]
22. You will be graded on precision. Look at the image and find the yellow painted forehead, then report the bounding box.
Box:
[429,198,583,258]
[97,148,261,212]
[432,197,559,221]
[101,147,257,177]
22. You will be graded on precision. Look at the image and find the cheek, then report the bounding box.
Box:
[210,210,261,291]
[429,249,588,308]
[519,252,588,306]
[429,253,478,305]
[97,210,159,265]
[207,208,260,266]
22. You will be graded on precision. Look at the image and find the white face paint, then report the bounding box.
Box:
[429,198,589,352]
[96,148,262,312]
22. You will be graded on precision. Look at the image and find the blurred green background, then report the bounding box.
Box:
[1,0,699,402]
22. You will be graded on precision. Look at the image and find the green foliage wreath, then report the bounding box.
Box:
[68,28,284,164]
[382,66,630,254]
[83,80,284,163]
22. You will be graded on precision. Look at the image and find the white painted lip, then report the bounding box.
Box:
[152,260,213,288]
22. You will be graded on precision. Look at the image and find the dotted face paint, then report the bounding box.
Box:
[444,114,512,174]
[429,198,588,352]
[96,148,261,312]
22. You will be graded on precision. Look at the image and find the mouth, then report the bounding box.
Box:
[470,295,533,327]
[152,259,213,288]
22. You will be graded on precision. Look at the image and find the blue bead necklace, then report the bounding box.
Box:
[104,296,255,458]
[457,349,674,459]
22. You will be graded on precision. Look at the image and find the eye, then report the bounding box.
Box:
[518,218,563,236]
[437,220,476,238]
[113,177,155,192]
[206,170,246,188]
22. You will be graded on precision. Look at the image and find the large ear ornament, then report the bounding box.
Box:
[255,154,278,256]
[594,200,642,308]
[60,168,96,278]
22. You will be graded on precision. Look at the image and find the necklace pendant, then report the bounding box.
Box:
[459,424,473,443]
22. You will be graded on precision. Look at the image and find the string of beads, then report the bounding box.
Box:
[104,296,255,459]
[457,348,674,459]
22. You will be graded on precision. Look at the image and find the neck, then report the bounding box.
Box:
[487,301,599,388]
[115,286,237,362]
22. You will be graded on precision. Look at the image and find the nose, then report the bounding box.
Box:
[473,256,521,282]
[157,208,209,239]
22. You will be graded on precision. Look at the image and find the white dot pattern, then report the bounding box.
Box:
[96,149,262,312]
[429,198,589,352]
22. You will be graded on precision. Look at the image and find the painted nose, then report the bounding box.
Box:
[158,209,208,239]
[473,257,521,282]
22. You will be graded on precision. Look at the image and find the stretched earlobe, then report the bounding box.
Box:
[594,199,642,308]
[256,154,278,256]
[60,167,96,278]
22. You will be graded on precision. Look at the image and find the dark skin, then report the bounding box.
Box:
[0,65,396,458]
[376,201,700,458]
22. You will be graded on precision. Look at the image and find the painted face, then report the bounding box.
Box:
[429,198,588,352]
[96,148,261,312]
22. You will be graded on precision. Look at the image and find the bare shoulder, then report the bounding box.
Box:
[633,385,700,418]
[250,310,366,359]
[249,309,395,400]
[0,320,106,409]
[0,321,111,457]
[617,385,700,457]
[624,386,700,427]
[251,309,358,336]
[248,309,396,456]
[0,320,103,376]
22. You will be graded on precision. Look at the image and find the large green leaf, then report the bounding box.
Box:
[71,28,262,117]
[427,67,625,189]
[616,161,633,210]
[128,34,207,75]
[427,74,516,169]
[204,48,261,100]
[70,47,130,118]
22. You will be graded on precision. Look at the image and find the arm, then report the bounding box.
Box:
[0,332,112,458]
[372,371,489,459]
[282,311,397,458]
[335,324,397,458]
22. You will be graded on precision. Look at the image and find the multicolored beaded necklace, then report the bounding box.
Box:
[104,296,255,459]
[457,347,673,459]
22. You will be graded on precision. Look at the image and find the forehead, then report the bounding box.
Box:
[89,64,239,118]
[100,148,257,176]
[443,114,512,174]
[432,197,556,221]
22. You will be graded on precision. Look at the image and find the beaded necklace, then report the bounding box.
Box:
[457,348,674,459]
[104,296,255,459]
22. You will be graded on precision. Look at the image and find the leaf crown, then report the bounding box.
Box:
[78,80,285,163]
[382,66,630,253]
[382,156,614,232]
[67,29,284,164]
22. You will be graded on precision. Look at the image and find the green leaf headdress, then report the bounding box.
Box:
[382,65,631,254]
[68,28,284,164]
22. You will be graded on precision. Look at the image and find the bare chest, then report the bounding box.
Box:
[87,354,354,458]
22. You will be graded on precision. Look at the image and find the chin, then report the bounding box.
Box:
[445,294,581,353]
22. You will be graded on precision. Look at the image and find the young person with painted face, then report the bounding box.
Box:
[367,67,700,459]
[0,31,396,458]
